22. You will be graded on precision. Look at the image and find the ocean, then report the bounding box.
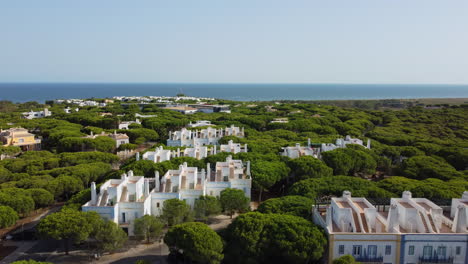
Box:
[0,83,467,103]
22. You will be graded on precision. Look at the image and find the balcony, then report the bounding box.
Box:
[419,256,454,264]
[355,256,383,264]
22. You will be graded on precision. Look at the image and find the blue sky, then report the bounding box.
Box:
[1,0,467,84]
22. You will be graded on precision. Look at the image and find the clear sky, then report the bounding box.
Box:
[1,0,467,84]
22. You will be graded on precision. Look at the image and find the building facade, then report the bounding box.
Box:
[167,125,244,147]
[313,191,468,264]
[0,127,41,151]
[22,108,52,119]
[82,156,251,235]
[282,136,371,159]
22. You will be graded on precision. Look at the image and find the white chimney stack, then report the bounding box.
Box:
[91,182,97,205]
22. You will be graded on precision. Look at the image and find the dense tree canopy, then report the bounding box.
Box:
[224,212,327,264]
[164,222,224,264]
[220,188,250,218]
[257,195,313,219]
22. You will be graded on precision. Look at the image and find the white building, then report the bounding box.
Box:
[167,125,244,147]
[321,135,371,152]
[118,119,141,130]
[282,136,371,159]
[84,131,130,148]
[219,140,248,154]
[142,146,173,163]
[22,108,52,119]
[82,156,251,235]
[282,139,320,159]
[187,120,213,128]
[313,191,468,264]
[135,113,157,118]
[64,107,79,114]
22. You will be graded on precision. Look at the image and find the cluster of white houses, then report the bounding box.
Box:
[22,108,52,119]
[143,140,247,162]
[282,135,371,159]
[167,125,244,147]
[314,191,468,264]
[82,156,251,235]
[83,131,130,148]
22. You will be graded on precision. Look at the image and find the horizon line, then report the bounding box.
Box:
[0,81,467,86]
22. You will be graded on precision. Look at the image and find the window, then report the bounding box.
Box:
[368,245,377,258]
[385,245,392,255]
[19,138,24,143]
[122,212,126,223]
[437,246,447,258]
[423,246,433,258]
[157,202,160,208]
[134,212,138,219]
[456,246,461,255]
[210,191,213,196]
[338,245,344,255]
[352,245,362,256]
[408,246,415,255]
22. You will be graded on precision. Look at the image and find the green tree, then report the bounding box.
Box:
[0,205,19,228]
[288,156,333,181]
[26,188,54,209]
[94,220,128,253]
[38,209,94,254]
[220,188,250,219]
[48,175,83,200]
[257,195,313,219]
[224,212,326,264]
[321,149,354,175]
[161,199,192,226]
[194,195,222,222]
[11,260,53,264]
[401,156,463,180]
[0,190,35,215]
[333,255,359,264]
[251,160,289,201]
[164,222,224,264]
[134,215,164,244]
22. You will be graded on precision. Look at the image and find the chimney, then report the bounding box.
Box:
[367,139,371,149]
[144,179,150,196]
[121,173,127,180]
[452,205,468,233]
[342,190,352,199]
[136,152,140,161]
[386,203,400,233]
[155,171,160,191]
[295,143,300,148]
[91,182,97,205]
[307,138,311,148]
[244,144,248,153]
[462,191,468,200]
[127,170,134,177]
[402,191,412,200]
[246,161,251,176]
[206,163,211,181]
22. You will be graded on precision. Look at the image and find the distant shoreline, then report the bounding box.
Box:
[1,83,467,103]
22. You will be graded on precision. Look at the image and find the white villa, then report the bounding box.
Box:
[64,107,79,114]
[118,119,141,130]
[282,136,371,159]
[313,191,468,264]
[22,108,52,119]
[219,140,248,154]
[84,131,130,148]
[187,120,213,128]
[167,125,244,147]
[143,141,247,163]
[82,156,251,235]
